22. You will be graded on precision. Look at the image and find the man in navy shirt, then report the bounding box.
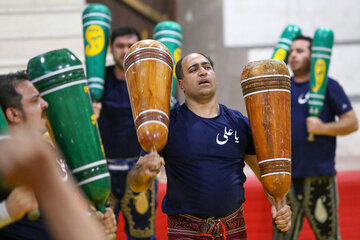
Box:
[128,53,292,239]
[273,36,358,240]
[94,27,157,240]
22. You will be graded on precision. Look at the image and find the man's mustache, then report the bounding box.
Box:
[42,109,48,117]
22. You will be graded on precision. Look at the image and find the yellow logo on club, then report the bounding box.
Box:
[84,85,89,93]
[174,48,181,63]
[312,59,326,93]
[91,114,97,125]
[173,48,182,78]
[273,48,287,61]
[85,25,105,57]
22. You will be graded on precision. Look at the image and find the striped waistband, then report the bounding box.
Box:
[180,205,244,223]
[168,205,246,238]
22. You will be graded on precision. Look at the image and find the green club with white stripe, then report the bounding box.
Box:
[82,4,111,102]
[308,28,334,141]
[272,24,302,64]
[27,48,110,213]
[153,21,182,109]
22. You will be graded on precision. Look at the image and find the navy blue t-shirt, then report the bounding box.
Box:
[98,65,141,158]
[0,211,51,240]
[160,104,255,218]
[291,77,352,178]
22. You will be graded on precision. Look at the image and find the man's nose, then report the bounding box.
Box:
[289,53,296,60]
[124,46,130,55]
[198,67,207,76]
[41,98,48,109]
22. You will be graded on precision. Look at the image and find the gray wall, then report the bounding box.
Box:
[177,0,248,112]
[177,0,360,163]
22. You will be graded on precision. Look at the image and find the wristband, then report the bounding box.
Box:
[0,200,13,228]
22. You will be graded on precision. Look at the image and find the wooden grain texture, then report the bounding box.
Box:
[124,39,173,152]
[241,59,291,201]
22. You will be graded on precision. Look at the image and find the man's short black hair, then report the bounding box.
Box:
[175,53,214,80]
[110,26,141,45]
[294,35,313,51]
[0,70,29,113]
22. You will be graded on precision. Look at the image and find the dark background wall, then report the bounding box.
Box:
[87,0,176,40]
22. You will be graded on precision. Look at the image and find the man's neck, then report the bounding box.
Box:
[185,97,219,118]
[293,72,310,83]
[113,65,125,81]
[9,124,43,138]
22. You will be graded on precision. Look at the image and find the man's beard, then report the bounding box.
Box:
[115,57,125,70]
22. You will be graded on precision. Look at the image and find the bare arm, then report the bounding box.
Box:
[244,154,261,179]
[307,109,358,136]
[244,154,291,231]
[127,153,165,193]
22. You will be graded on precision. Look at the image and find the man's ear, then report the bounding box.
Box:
[5,107,23,124]
[178,79,184,91]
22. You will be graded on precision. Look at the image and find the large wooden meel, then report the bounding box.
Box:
[124,40,173,152]
[27,48,110,213]
[241,59,291,202]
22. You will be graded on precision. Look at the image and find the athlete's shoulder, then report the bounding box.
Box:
[169,103,183,120]
[220,104,250,128]
[220,104,246,119]
[327,77,343,88]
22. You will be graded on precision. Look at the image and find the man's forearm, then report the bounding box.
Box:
[309,110,358,136]
[323,110,358,136]
[128,164,154,193]
[34,175,106,240]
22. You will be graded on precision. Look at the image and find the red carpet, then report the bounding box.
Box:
[117,170,360,239]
